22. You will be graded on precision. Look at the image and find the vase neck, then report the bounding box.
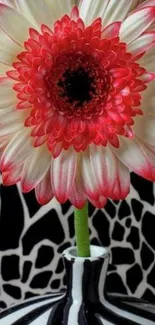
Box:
[63,246,109,304]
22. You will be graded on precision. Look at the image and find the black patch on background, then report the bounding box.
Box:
[127,227,140,250]
[30,271,53,289]
[104,200,116,219]
[61,201,71,215]
[112,222,125,241]
[131,173,154,205]
[22,210,65,255]
[93,211,110,246]
[91,237,101,246]
[106,273,127,295]
[68,213,75,238]
[0,185,24,250]
[125,218,132,228]
[50,279,61,290]
[88,201,96,215]
[3,284,21,299]
[23,191,41,218]
[127,264,143,294]
[141,242,154,271]
[21,261,32,283]
[35,245,54,268]
[58,242,71,254]
[25,292,40,300]
[142,211,155,250]
[108,264,117,272]
[0,301,6,310]
[1,255,20,281]
[142,289,155,303]
[131,199,143,222]
[56,258,64,274]
[112,248,135,265]
[147,264,155,289]
[118,201,130,219]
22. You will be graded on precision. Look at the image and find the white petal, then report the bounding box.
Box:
[79,0,109,25]
[69,162,86,209]
[0,62,9,74]
[140,81,155,114]
[0,122,22,136]
[51,147,77,203]
[0,76,16,104]
[0,108,24,136]
[0,83,16,97]
[102,0,135,26]
[69,182,86,209]
[21,145,51,192]
[0,134,11,150]
[35,169,53,205]
[0,28,21,65]
[0,50,15,66]
[127,32,155,56]
[0,4,33,46]
[120,7,155,44]
[0,84,17,109]
[0,134,12,159]
[141,72,155,83]
[114,137,155,180]
[2,163,23,185]
[137,0,155,10]
[111,158,130,200]
[80,148,99,200]
[90,144,117,198]
[0,128,34,171]
[134,113,155,145]
[0,96,17,109]
[102,21,121,39]
[0,103,27,131]
[88,195,107,209]
[0,105,26,124]
[138,46,155,72]
[138,140,155,180]
[45,0,75,21]
[115,138,146,171]
[16,0,55,30]
[0,0,17,8]
[0,76,13,85]
[0,105,16,115]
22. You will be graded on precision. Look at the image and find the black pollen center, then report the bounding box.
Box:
[58,67,95,106]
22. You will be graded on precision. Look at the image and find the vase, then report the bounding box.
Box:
[0,245,155,325]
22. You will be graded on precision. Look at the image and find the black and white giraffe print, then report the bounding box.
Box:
[0,246,155,325]
[0,172,155,311]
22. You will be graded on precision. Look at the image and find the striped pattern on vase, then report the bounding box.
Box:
[0,245,155,325]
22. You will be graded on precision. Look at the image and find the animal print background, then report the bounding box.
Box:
[0,172,155,310]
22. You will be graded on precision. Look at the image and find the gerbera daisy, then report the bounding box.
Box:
[0,0,155,208]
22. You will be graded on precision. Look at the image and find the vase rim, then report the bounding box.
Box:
[63,245,109,261]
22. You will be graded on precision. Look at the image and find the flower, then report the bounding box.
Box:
[0,0,155,208]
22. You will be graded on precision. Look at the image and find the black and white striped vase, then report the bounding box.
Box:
[0,245,155,325]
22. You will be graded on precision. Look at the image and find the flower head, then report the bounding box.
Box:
[0,0,155,208]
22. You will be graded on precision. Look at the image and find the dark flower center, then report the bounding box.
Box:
[58,67,95,107]
[45,52,110,118]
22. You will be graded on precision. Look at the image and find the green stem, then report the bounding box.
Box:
[74,201,91,257]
